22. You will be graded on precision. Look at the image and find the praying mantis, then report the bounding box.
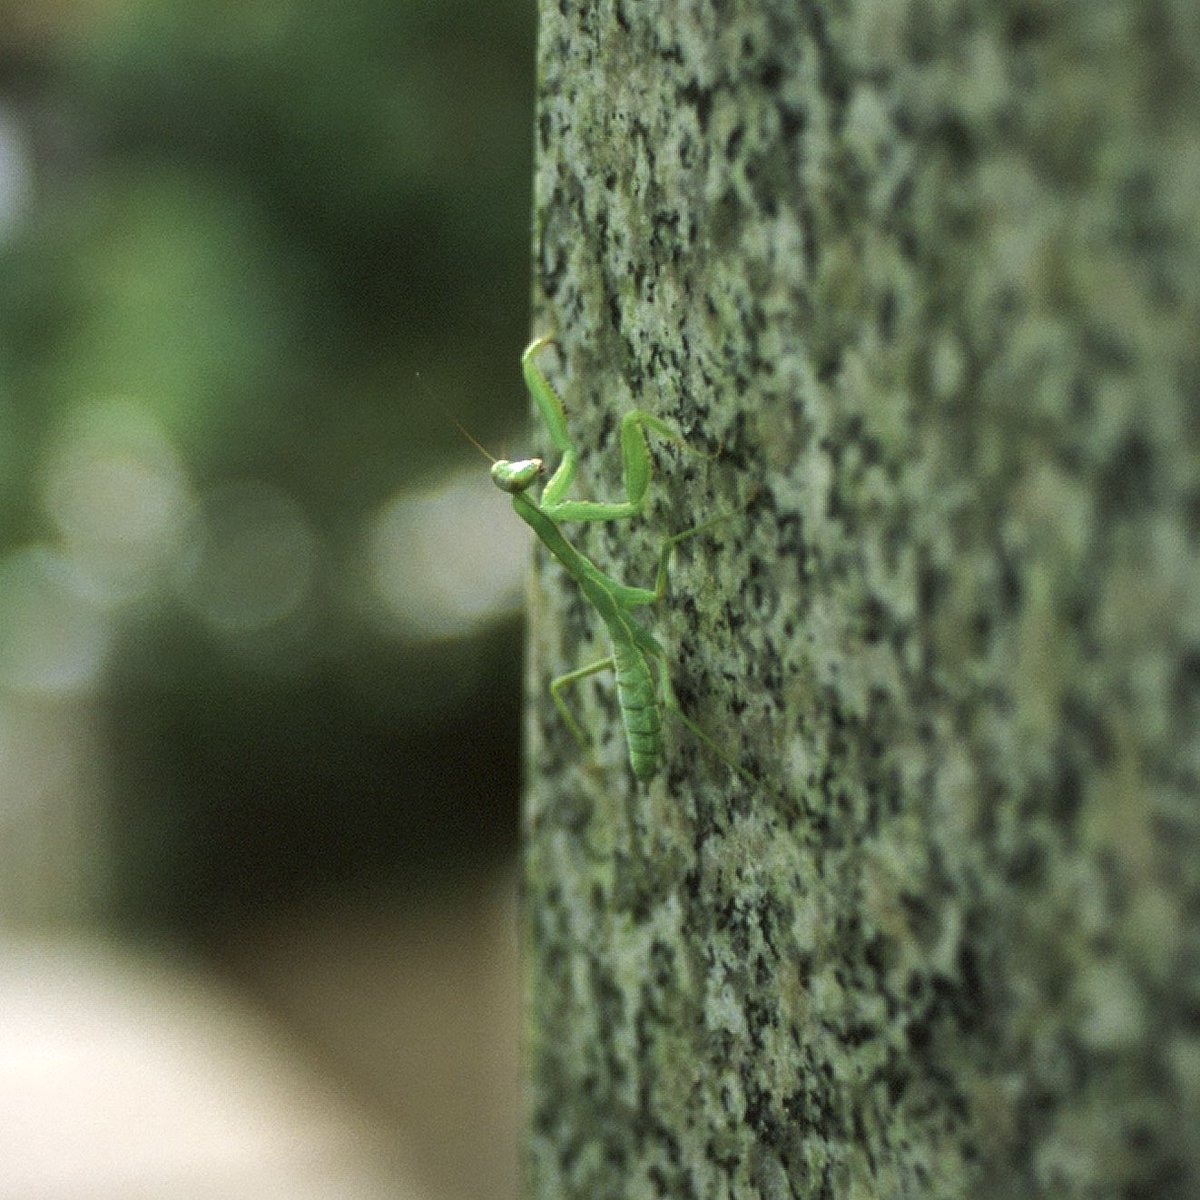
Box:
[489,335,752,783]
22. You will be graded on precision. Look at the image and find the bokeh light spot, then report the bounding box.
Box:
[366,468,527,641]
[41,399,195,608]
[0,547,108,695]
[177,481,318,635]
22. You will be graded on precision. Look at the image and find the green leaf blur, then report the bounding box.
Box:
[0,0,536,930]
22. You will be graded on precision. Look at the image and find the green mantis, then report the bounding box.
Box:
[489,335,750,783]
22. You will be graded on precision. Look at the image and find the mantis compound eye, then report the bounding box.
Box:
[491,457,544,494]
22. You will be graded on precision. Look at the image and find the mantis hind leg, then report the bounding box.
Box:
[655,652,754,784]
[549,656,614,751]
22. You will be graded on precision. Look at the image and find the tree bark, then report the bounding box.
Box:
[523,3,1200,1197]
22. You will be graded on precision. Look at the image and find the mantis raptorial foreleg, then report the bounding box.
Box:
[523,334,694,524]
[490,336,752,783]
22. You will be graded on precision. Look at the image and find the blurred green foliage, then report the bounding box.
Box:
[0,0,536,930]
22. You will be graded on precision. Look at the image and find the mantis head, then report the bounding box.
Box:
[490,457,544,494]
[454,417,543,495]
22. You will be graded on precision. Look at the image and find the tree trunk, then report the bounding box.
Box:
[523,3,1199,1197]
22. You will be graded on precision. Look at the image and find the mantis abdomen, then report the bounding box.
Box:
[611,635,661,781]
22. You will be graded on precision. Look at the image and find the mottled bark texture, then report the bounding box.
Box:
[523,3,1199,1198]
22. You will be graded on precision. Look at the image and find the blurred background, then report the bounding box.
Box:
[0,1,535,1196]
